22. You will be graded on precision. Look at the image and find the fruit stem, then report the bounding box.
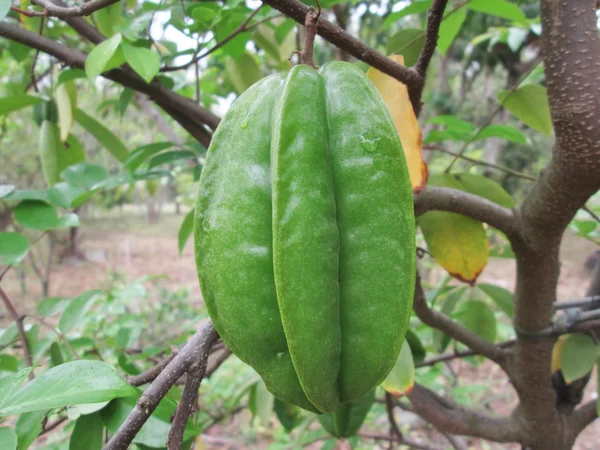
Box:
[301,1,320,68]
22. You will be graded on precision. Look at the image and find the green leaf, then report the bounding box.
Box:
[124,142,173,172]
[560,334,599,383]
[437,7,467,54]
[38,121,59,186]
[273,399,302,432]
[253,380,274,426]
[317,389,374,438]
[190,6,217,25]
[0,427,17,450]
[57,134,86,177]
[0,361,137,416]
[454,300,497,343]
[49,342,64,367]
[119,88,135,117]
[226,52,262,95]
[433,287,467,352]
[386,28,425,67]
[381,340,414,396]
[0,233,30,265]
[61,163,109,189]
[85,33,123,82]
[56,69,86,87]
[475,124,529,145]
[0,96,43,116]
[453,173,515,208]
[0,355,18,373]
[122,43,160,84]
[0,324,19,348]
[58,290,103,333]
[498,85,553,136]
[0,185,14,198]
[147,150,196,170]
[56,213,81,229]
[0,0,11,22]
[69,412,103,450]
[178,209,194,256]
[93,2,123,37]
[215,12,251,59]
[55,81,77,142]
[74,109,129,162]
[382,0,433,29]
[13,200,58,230]
[15,410,46,450]
[466,0,526,23]
[0,369,33,410]
[477,283,514,317]
[405,329,426,364]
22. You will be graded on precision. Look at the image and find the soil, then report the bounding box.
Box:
[1,208,598,449]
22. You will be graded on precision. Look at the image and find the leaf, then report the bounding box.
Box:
[0,185,14,198]
[0,369,33,410]
[560,334,600,383]
[386,28,424,67]
[56,69,87,87]
[61,163,109,189]
[382,0,433,29]
[475,124,529,145]
[74,109,129,162]
[477,283,514,317]
[58,290,103,333]
[55,81,77,143]
[433,287,467,352]
[147,150,197,170]
[381,340,415,396]
[13,200,58,230]
[0,0,11,22]
[38,121,59,186]
[453,173,515,208]
[0,361,137,416]
[226,52,262,95]
[56,213,81,229]
[57,134,86,177]
[122,43,160,84]
[507,27,529,52]
[0,355,18,373]
[466,0,526,23]
[119,88,135,117]
[273,399,302,432]
[254,379,274,426]
[418,175,488,284]
[498,85,553,136]
[428,115,477,135]
[0,233,30,265]
[317,389,374,438]
[404,329,426,364]
[15,410,46,450]
[69,412,103,450]
[0,324,19,348]
[367,54,427,192]
[85,33,123,83]
[0,95,43,116]
[454,300,497,343]
[190,6,217,25]
[437,7,467,54]
[215,12,251,59]
[178,209,194,256]
[0,427,17,450]
[93,2,123,37]
[50,342,64,367]
[124,142,173,172]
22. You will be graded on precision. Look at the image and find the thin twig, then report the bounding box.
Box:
[358,432,443,450]
[415,0,449,76]
[385,392,403,441]
[417,340,516,368]
[30,15,46,92]
[14,0,124,18]
[300,2,320,67]
[0,287,34,378]
[126,352,177,386]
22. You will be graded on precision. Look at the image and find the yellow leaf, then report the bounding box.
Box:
[367,54,428,192]
[418,174,489,284]
[381,339,414,397]
[551,335,568,374]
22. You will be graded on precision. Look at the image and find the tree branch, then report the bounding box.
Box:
[126,352,177,387]
[18,0,122,17]
[408,383,523,443]
[412,274,510,369]
[414,186,517,237]
[261,0,423,91]
[0,22,221,132]
[415,0,449,77]
[567,400,598,438]
[417,340,516,368]
[103,320,218,450]
[0,287,33,378]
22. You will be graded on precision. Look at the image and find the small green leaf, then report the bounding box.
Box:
[498,85,553,136]
[93,2,123,37]
[58,290,103,333]
[85,33,123,83]
[0,355,18,373]
[433,286,467,352]
[0,95,43,116]
[13,200,58,230]
[386,28,425,66]
[405,329,426,364]
[477,283,514,317]
[124,142,173,172]
[0,361,137,416]
[317,390,374,438]
[0,427,17,450]
[61,163,109,189]
[56,213,81,229]
[49,342,64,367]
[453,173,515,208]
[39,121,59,186]
[437,7,467,54]
[119,88,135,117]
[74,109,129,162]
[475,124,529,145]
[15,410,46,450]
[454,300,497,343]
[0,324,19,348]
[381,340,414,396]
[226,52,262,94]
[56,69,86,86]
[382,0,433,29]
[190,6,217,25]
[0,0,11,22]
[254,380,274,426]
[178,209,194,256]
[122,43,160,84]
[55,81,77,142]
[561,334,599,383]
[147,150,196,169]
[467,0,526,23]
[273,399,302,432]
[70,412,103,450]
[0,233,30,265]
[0,185,14,198]
[0,369,33,410]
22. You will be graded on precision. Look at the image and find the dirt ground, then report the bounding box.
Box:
[2,207,599,449]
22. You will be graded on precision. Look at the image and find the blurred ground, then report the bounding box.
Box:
[1,205,598,449]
